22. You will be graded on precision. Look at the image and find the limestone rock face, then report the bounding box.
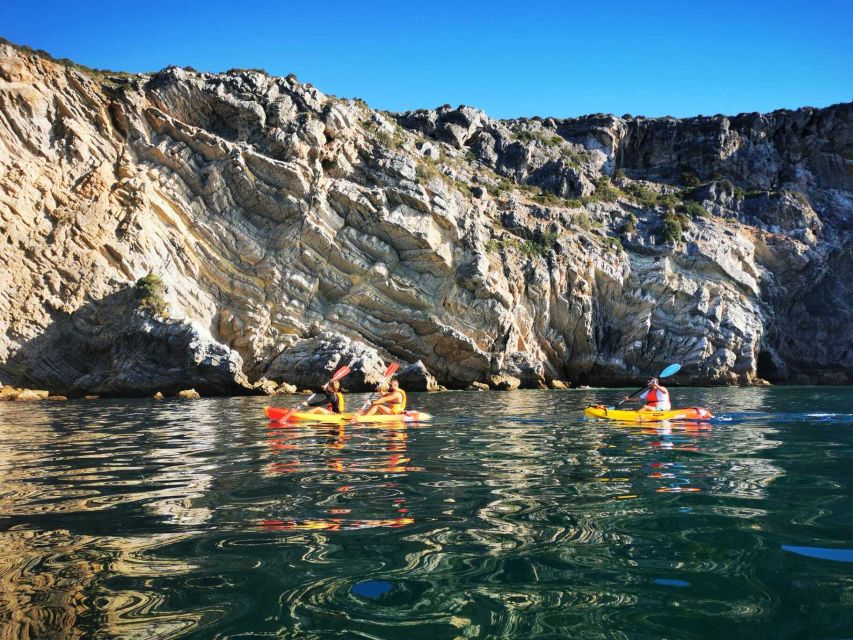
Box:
[0,43,850,393]
[397,360,439,392]
[2,288,252,397]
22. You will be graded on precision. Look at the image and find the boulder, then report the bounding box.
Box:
[13,389,49,401]
[489,375,521,391]
[47,395,68,401]
[549,380,569,390]
[153,391,165,399]
[396,360,439,392]
[252,377,279,396]
[468,381,489,391]
[265,332,386,391]
[276,382,297,394]
[178,389,201,399]
[0,386,19,401]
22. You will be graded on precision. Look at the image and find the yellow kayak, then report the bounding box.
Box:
[265,407,432,424]
[584,405,713,423]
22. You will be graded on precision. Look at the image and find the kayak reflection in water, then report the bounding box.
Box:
[631,377,672,411]
[363,378,406,416]
[304,380,345,415]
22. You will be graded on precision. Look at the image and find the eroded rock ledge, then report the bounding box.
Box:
[0,41,850,395]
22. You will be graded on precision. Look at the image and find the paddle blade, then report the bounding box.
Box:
[659,363,681,378]
[384,362,400,378]
[330,366,351,382]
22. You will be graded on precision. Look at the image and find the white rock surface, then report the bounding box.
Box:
[0,44,850,394]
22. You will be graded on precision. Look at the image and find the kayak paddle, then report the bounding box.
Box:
[614,363,681,408]
[277,357,356,418]
[356,362,400,415]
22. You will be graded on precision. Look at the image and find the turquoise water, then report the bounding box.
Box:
[0,387,851,639]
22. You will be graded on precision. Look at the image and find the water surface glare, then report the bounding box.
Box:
[0,387,851,638]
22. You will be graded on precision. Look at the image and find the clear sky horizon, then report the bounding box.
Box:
[2,0,851,119]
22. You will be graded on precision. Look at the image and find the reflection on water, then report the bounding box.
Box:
[0,388,851,638]
[262,420,415,531]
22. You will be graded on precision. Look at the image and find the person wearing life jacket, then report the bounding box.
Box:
[638,377,671,411]
[363,378,407,416]
[305,380,345,415]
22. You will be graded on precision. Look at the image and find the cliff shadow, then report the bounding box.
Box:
[1,287,251,397]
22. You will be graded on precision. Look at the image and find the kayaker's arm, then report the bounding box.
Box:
[371,391,400,407]
[307,394,332,407]
[621,390,646,405]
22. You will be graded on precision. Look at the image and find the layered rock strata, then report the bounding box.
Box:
[0,42,850,395]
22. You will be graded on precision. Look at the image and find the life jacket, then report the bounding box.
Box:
[644,387,671,410]
[390,389,407,415]
[327,392,345,414]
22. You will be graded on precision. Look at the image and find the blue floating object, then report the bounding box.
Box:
[782,545,853,563]
[654,578,690,588]
[351,580,393,599]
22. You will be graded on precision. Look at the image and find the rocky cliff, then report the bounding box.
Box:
[0,41,850,395]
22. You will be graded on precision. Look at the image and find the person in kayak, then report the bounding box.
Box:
[304,380,345,415]
[363,378,407,416]
[638,377,671,411]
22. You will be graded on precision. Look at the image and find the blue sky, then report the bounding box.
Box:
[2,0,851,119]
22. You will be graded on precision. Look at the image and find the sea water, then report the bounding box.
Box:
[0,387,850,638]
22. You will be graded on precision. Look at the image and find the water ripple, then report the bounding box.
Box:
[0,388,851,638]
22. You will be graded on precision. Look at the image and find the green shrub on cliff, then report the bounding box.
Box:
[486,231,559,258]
[521,232,559,257]
[678,201,710,218]
[602,236,623,253]
[560,146,588,167]
[226,68,269,75]
[679,168,702,187]
[515,130,568,151]
[733,186,766,200]
[136,274,167,316]
[1,37,129,79]
[373,127,403,149]
[657,193,680,211]
[416,158,443,183]
[624,183,659,207]
[573,211,592,231]
[533,189,565,206]
[623,184,688,212]
[590,176,622,203]
[485,176,514,197]
[454,180,473,198]
[658,215,683,243]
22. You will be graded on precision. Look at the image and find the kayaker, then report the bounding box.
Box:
[638,377,671,411]
[363,378,406,416]
[304,380,345,415]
